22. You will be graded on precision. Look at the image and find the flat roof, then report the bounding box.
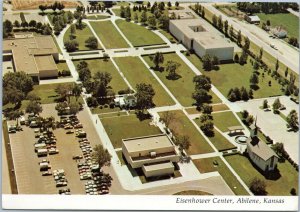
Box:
[3,35,58,75]
[168,9,194,19]
[143,161,174,172]
[35,55,58,72]
[248,15,260,22]
[123,134,174,153]
[170,18,234,48]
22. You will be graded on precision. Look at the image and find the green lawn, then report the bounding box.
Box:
[63,24,102,51]
[113,56,175,106]
[91,106,122,114]
[86,15,110,20]
[159,110,214,155]
[225,154,298,195]
[193,157,249,195]
[159,30,177,43]
[256,13,299,39]
[115,19,165,47]
[186,54,283,99]
[212,111,243,132]
[52,35,62,54]
[101,114,161,148]
[143,53,221,106]
[98,111,127,119]
[186,104,229,114]
[90,21,129,49]
[73,59,128,93]
[56,62,69,72]
[194,119,236,151]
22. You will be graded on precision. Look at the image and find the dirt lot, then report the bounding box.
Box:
[7,103,105,194]
[12,0,80,10]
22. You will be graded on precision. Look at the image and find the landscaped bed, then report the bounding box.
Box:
[193,157,249,195]
[113,56,175,107]
[158,110,214,155]
[225,154,298,195]
[73,59,128,93]
[212,111,243,132]
[186,54,283,99]
[194,119,236,151]
[143,53,221,106]
[90,21,129,49]
[63,24,102,51]
[115,19,166,47]
[101,114,162,148]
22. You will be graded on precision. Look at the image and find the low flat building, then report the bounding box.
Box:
[3,34,59,82]
[169,19,234,61]
[244,15,260,24]
[168,10,194,19]
[246,121,278,172]
[122,134,180,178]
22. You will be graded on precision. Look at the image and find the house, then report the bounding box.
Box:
[122,134,180,178]
[244,15,260,24]
[246,121,278,172]
[114,94,137,108]
[169,19,234,61]
[271,26,287,38]
[3,34,59,82]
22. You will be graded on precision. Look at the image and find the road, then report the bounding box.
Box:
[199,3,299,74]
[287,8,299,18]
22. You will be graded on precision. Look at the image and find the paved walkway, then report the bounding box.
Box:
[287,8,299,18]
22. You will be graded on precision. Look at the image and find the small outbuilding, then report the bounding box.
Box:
[244,15,261,24]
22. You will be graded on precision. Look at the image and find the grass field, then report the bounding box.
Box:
[64,24,101,51]
[113,56,175,106]
[56,61,69,72]
[256,13,299,39]
[101,114,161,148]
[143,53,221,106]
[185,104,229,114]
[225,154,298,195]
[90,106,122,114]
[173,190,212,195]
[186,54,283,99]
[86,15,110,20]
[90,21,129,49]
[212,111,243,132]
[194,119,236,151]
[115,19,165,47]
[73,59,128,93]
[193,157,249,195]
[159,30,177,43]
[159,110,214,155]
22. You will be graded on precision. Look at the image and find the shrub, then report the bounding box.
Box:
[290,188,297,195]
[61,70,71,76]
[109,102,115,108]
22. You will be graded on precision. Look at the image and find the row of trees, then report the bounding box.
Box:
[199,104,214,136]
[192,75,213,109]
[237,2,295,14]
[228,87,253,102]
[39,1,65,13]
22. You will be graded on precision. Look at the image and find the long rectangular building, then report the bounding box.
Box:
[169,18,234,61]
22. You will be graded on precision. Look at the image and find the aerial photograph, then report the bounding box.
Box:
[2,0,299,200]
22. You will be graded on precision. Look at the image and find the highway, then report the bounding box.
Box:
[200,3,299,74]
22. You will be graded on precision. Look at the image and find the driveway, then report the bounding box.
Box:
[235,96,299,163]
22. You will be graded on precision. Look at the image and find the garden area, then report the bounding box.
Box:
[225,154,298,195]
[186,54,283,99]
[89,21,129,49]
[73,59,129,93]
[158,110,214,155]
[115,19,166,47]
[193,157,249,195]
[193,118,236,151]
[101,114,161,148]
[212,111,243,132]
[143,53,221,107]
[113,56,175,107]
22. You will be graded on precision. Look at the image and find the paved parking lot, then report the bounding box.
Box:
[8,103,107,194]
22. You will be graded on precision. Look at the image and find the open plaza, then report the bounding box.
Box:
[2,0,299,198]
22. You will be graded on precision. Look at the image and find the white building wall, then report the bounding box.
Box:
[206,47,234,61]
[169,22,192,49]
[248,149,278,171]
[143,166,175,177]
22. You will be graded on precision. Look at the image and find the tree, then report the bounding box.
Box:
[26,93,41,102]
[29,20,37,28]
[53,21,62,35]
[212,14,217,26]
[175,135,191,152]
[290,188,297,196]
[3,87,24,106]
[148,15,157,29]
[193,75,212,91]
[250,177,267,195]
[39,5,47,13]
[135,83,155,112]
[175,1,179,8]
[64,40,78,52]
[253,61,259,71]
[286,110,298,131]
[202,103,213,115]
[192,89,212,108]
[275,58,279,73]
[249,73,259,89]
[217,15,223,31]
[167,2,172,8]
[134,12,139,22]
[202,54,213,71]
[140,11,147,25]
[285,67,289,78]
[161,111,175,128]
[14,20,20,28]
[241,87,249,101]
[229,25,234,38]
[42,24,52,35]
[259,47,263,61]
[26,101,43,115]
[69,102,81,115]
[125,6,131,21]
[72,84,82,101]
[272,142,286,159]
[262,99,269,109]
[92,144,111,168]
[243,36,250,50]
[3,71,34,95]
[237,30,242,46]
[78,67,91,82]
[70,24,76,38]
[55,84,73,102]
[3,20,13,34]
[239,49,248,65]
[93,71,112,87]
[57,2,65,11]
[85,36,98,49]
[158,14,169,30]
[234,54,239,63]
[150,52,164,70]
[165,60,180,79]
[224,20,228,35]
[199,114,214,136]
[272,98,281,113]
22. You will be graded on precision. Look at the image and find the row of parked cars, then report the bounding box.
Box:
[34,130,59,157]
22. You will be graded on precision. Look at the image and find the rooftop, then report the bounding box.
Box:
[170,18,234,48]
[123,134,175,153]
[247,136,278,161]
[35,55,58,72]
[143,161,174,172]
[168,9,194,19]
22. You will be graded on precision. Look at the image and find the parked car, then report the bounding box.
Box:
[49,148,59,155]
[72,155,83,160]
[42,171,52,176]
